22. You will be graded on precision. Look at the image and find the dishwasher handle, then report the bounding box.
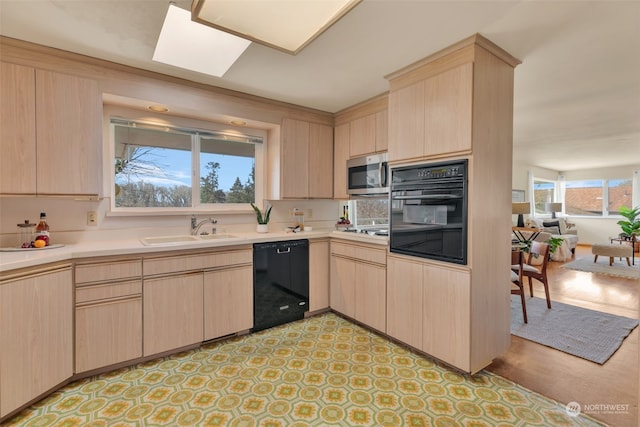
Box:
[277,247,291,254]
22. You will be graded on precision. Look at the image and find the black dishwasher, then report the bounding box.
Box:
[253,239,309,332]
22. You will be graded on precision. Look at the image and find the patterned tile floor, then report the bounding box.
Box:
[6,313,606,426]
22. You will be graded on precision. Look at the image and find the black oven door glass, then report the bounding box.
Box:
[390,160,468,265]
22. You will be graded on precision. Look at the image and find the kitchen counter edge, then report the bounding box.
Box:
[1,229,388,273]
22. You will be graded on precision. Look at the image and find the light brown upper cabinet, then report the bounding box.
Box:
[333,123,350,200]
[0,62,36,195]
[0,64,101,196]
[278,117,333,199]
[388,63,472,161]
[349,109,388,157]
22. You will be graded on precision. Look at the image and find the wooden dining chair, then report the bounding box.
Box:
[510,249,527,323]
[522,241,551,309]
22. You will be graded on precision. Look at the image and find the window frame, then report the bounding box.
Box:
[106,107,266,215]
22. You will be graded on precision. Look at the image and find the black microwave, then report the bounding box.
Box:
[347,153,389,196]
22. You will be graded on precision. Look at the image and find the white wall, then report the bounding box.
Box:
[0,197,340,247]
[512,162,640,245]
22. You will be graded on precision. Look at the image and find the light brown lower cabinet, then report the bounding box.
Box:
[330,240,387,332]
[143,273,204,356]
[203,266,253,340]
[0,265,73,418]
[309,239,330,312]
[386,254,471,371]
[75,292,142,373]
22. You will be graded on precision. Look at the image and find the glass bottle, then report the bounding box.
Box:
[35,212,50,246]
[17,220,36,248]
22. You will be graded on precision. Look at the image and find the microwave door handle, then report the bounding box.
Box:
[378,162,383,187]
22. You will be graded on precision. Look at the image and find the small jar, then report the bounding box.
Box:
[17,220,36,248]
[294,211,305,231]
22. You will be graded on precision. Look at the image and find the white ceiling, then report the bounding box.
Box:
[1,0,639,172]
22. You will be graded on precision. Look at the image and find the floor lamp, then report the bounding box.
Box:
[512,202,530,227]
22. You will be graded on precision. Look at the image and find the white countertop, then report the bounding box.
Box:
[1,229,388,272]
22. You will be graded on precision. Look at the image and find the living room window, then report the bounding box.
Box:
[533,178,556,215]
[111,118,264,211]
[563,179,632,217]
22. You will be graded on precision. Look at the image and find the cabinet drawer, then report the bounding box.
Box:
[143,249,252,276]
[75,259,142,284]
[331,242,386,265]
[76,280,142,304]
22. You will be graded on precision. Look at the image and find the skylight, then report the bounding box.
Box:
[153,4,250,77]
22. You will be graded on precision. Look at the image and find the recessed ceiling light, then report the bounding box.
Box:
[230,120,247,126]
[192,0,362,55]
[148,105,169,113]
[153,4,251,77]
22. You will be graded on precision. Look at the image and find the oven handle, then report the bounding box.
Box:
[392,194,461,200]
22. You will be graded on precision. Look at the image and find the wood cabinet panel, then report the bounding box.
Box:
[309,239,329,312]
[0,62,36,195]
[386,256,423,349]
[309,123,334,198]
[354,262,386,332]
[333,123,350,200]
[75,297,142,373]
[281,118,310,198]
[143,273,203,356]
[388,80,425,162]
[203,266,253,340]
[330,254,355,318]
[423,63,473,156]
[375,109,388,152]
[35,70,100,196]
[143,248,251,276]
[331,241,386,265]
[75,259,142,284]
[76,280,141,304]
[422,266,470,370]
[349,114,376,157]
[0,267,72,417]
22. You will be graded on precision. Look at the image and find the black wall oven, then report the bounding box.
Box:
[389,159,468,265]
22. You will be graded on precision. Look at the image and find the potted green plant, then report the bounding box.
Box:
[617,205,639,251]
[250,202,272,233]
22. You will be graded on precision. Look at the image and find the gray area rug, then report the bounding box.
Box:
[511,295,638,364]
[562,257,640,280]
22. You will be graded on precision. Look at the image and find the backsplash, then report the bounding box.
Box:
[0,197,340,248]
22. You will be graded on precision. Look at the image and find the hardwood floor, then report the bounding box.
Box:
[487,245,639,427]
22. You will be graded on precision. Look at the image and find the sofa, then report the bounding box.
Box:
[522,217,578,262]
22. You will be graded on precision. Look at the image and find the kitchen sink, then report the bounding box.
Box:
[198,234,236,240]
[140,235,200,246]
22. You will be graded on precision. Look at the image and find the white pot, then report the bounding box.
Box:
[256,224,269,233]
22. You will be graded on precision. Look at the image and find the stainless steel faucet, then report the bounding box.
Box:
[190,215,218,235]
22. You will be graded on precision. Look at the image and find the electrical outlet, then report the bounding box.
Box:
[87,211,98,226]
[307,208,313,219]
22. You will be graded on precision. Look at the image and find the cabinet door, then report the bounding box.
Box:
[308,123,334,198]
[333,123,350,200]
[143,273,203,356]
[423,63,473,156]
[386,256,423,349]
[203,266,253,340]
[75,296,142,373]
[388,80,425,162]
[281,118,309,198]
[355,262,386,332]
[375,109,388,153]
[330,255,356,318]
[349,114,376,157]
[422,266,470,371]
[0,267,72,417]
[309,240,329,312]
[0,62,36,195]
[35,70,100,196]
